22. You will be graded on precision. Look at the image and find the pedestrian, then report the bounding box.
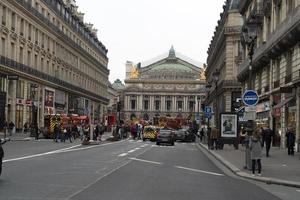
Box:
[0,138,10,176]
[261,126,274,157]
[77,124,84,141]
[66,126,72,143]
[210,127,219,150]
[23,122,29,134]
[53,124,60,142]
[99,123,105,141]
[249,128,262,176]
[131,124,137,140]
[83,125,90,141]
[8,121,15,136]
[200,128,204,142]
[71,124,78,141]
[285,127,295,156]
[94,124,100,141]
[207,127,211,149]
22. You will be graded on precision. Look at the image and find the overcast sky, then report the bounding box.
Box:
[76,0,225,83]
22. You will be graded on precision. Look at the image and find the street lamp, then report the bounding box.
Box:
[30,83,39,138]
[205,84,212,128]
[242,24,257,90]
[212,69,220,126]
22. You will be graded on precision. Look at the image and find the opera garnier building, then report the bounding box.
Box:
[0,0,109,131]
[124,47,206,122]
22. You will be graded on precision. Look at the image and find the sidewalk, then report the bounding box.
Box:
[198,142,300,188]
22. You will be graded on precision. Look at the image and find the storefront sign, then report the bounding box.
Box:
[256,101,270,113]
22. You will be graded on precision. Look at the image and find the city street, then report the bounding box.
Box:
[0,139,285,200]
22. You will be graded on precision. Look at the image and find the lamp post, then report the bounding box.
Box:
[30,83,39,138]
[212,69,220,127]
[205,84,212,128]
[242,24,257,90]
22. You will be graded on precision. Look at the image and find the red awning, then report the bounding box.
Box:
[273,97,294,109]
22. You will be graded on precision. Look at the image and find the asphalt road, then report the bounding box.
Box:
[0,139,285,200]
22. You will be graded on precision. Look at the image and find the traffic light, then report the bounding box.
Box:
[117,102,122,112]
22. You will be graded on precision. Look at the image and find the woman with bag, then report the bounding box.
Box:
[249,128,263,176]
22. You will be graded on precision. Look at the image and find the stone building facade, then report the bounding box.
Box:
[206,0,243,127]
[0,0,109,130]
[123,47,206,122]
[238,0,300,149]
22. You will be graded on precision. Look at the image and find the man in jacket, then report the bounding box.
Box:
[286,127,296,155]
[261,126,274,157]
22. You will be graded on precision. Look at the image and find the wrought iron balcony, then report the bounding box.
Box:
[247,2,264,25]
[0,56,109,104]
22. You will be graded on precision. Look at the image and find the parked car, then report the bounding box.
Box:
[143,126,157,141]
[156,128,175,146]
[175,128,196,142]
[174,129,187,141]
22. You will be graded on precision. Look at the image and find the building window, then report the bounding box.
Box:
[16,80,25,98]
[275,3,281,27]
[287,0,295,13]
[285,49,293,76]
[1,6,6,25]
[144,100,149,110]
[35,28,38,44]
[11,12,15,31]
[177,101,183,110]
[20,19,24,36]
[10,42,15,60]
[27,51,31,66]
[155,100,160,111]
[166,100,172,111]
[28,23,32,40]
[34,54,38,69]
[19,47,23,63]
[189,101,194,111]
[131,100,136,110]
[275,57,281,81]
[1,38,5,56]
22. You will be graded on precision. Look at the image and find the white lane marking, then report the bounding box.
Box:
[4,139,128,163]
[128,149,136,153]
[174,165,224,176]
[296,190,300,192]
[118,153,128,157]
[141,144,148,147]
[3,144,81,163]
[130,157,162,165]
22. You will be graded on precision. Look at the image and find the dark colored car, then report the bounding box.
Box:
[156,128,175,146]
[175,128,196,142]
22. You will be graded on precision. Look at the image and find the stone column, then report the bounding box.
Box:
[9,80,17,124]
[161,96,165,111]
[183,96,187,112]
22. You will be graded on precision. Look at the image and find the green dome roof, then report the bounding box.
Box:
[151,63,193,72]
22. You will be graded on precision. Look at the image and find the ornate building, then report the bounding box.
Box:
[206,0,243,127]
[0,0,109,130]
[238,0,300,149]
[123,47,206,121]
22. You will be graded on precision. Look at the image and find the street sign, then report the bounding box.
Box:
[7,75,19,80]
[242,90,259,106]
[204,106,212,119]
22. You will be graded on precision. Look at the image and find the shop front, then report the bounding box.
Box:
[255,101,270,128]
[44,89,55,115]
[55,89,66,114]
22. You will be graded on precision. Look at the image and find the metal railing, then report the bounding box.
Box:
[0,56,109,103]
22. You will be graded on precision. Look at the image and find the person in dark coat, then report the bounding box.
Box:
[0,138,10,176]
[53,124,60,142]
[249,128,262,176]
[286,128,295,155]
[261,126,274,157]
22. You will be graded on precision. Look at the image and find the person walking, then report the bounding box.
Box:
[249,128,262,176]
[77,124,84,141]
[54,124,60,142]
[199,128,204,142]
[8,121,15,136]
[210,127,220,150]
[0,138,10,176]
[261,126,274,157]
[286,127,295,156]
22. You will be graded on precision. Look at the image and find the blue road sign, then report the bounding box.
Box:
[242,90,259,106]
[204,106,212,119]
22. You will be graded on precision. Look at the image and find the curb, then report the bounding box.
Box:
[197,142,300,188]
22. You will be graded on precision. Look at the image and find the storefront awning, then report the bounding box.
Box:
[273,97,294,109]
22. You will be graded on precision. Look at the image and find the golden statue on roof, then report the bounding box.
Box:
[130,67,139,79]
[199,69,206,80]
